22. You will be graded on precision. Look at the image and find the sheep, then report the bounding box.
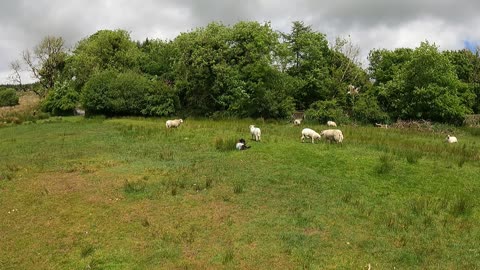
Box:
[327,121,337,127]
[375,123,388,129]
[301,128,321,143]
[320,129,344,143]
[293,119,302,126]
[249,125,261,141]
[446,135,458,143]
[166,119,183,128]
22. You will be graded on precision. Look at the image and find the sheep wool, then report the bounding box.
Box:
[249,125,261,141]
[301,128,321,143]
[320,129,344,143]
[327,121,337,127]
[446,135,458,143]
[166,119,183,128]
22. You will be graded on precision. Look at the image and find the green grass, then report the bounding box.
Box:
[1,117,480,269]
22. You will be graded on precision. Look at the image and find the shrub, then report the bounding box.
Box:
[352,94,389,124]
[42,81,79,115]
[305,99,349,124]
[81,70,179,116]
[0,88,19,107]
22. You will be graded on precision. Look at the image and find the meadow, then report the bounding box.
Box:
[0,117,479,269]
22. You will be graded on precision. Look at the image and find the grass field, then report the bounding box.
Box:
[1,117,479,269]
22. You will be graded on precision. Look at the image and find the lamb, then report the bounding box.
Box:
[327,121,337,127]
[320,129,344,143]
[249,125,261,141]
[293,119,302,126]
[165,119,183,128]
[375,123,388,129]
[301,128,321,143]
[446,135,458,143]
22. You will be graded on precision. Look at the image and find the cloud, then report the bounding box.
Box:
[2,0,480,83]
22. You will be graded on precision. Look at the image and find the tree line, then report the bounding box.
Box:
[9,21,480,124]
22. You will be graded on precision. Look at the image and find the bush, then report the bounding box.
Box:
[352,94,389,124]
[0,88,19,107]
[42,81,79,115]
[305,99,349,124]
[81,70,179,116]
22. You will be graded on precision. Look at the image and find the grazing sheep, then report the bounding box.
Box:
[301,128,321,143]
[320,129,344,143]
[249,125,261,141]
[375,123,388,129]
[166,119,183,128]
[293,119,302,126]
[327,121,337,127]
[446,135,458,143]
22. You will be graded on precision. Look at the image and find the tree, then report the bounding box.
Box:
[8,60,23,88]
[66,29,143,92]
[379,42,470,123]
[283,21,332,110]
[22,36,67,95]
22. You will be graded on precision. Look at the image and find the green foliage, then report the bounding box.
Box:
[41,81,79,115]
[352,93,389,123]
[81,70,178,116]
[0,88,19,107]
[305,99,348,123]
[66,29,143,91]
[376,42,471,124]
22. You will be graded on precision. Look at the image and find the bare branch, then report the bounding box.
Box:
[8,60,23,87]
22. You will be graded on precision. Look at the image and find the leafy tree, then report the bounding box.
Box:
[66,30,143,92]
[173,22,231,115]
[368,48,413,86]
[283,21,332,110]
[443,49,480,113]
[379,42,470,123]
[139,38,177,82]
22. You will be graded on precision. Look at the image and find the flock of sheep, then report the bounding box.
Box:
[165,118,345,149]
[165,118,458,146]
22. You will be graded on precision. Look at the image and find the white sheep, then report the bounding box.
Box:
[301,128,321,143]
[165,119,183,128]
[446,135,458,143]
[249,125,261,141]
[320,129,344,143]
[293,119,302,126]
[375,123,388,129]
[327,121,337,127]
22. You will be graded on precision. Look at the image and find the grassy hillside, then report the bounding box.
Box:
[1,117,479,269]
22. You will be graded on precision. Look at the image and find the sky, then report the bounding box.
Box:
[1,0,479,84]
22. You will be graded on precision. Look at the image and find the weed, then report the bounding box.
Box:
[375,154,395,174]
[171,186,177,196]
[123,179,146,194]
[215,137,236,151]
[142,217,150,227]
[233,182,244,194]
[205,178,213,189]
[222,248,234,264]
[450,194,473,217]
[80,245,95,258]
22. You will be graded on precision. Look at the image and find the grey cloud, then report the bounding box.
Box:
[1,0,479,83]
